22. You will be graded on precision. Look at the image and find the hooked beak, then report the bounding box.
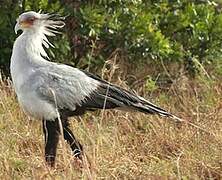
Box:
[14,21,20,34]
[14,20,33,34]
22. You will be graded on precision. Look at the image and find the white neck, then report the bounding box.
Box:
[16,29,50,58]
[10,30,50,92]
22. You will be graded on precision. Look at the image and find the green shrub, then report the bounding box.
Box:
[1,0,222,78]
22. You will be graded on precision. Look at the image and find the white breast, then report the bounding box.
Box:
[17,91,57,120]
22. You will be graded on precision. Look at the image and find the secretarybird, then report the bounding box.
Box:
[10,11,181,167]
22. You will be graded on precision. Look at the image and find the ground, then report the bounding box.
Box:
[0,74,221,179]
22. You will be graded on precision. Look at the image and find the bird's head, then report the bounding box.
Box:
[15,11,65,35]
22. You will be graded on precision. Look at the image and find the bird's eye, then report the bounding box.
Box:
[29,17,35,21]
[27,17,36,23]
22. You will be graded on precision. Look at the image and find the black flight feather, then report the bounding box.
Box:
[79,70,172,117]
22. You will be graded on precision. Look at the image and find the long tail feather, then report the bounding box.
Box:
[81,70,181,121]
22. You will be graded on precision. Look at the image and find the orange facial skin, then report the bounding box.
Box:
[20,17,37,28]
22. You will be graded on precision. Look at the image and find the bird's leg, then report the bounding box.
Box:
[42,119,60,167]
[62,119,83,159]
[64,126,83,159]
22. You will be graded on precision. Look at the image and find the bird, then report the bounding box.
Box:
[10,11,181,167]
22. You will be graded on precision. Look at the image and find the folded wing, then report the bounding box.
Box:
[34,63,172,117]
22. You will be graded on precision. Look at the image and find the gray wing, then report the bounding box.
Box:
[33,63,172,117]
[33,63,100,112]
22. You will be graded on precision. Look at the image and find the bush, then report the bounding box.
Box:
[1,0,222,78]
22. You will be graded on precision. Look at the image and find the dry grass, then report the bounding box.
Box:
[0,72,222,179]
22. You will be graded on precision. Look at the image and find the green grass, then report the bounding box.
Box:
[0,75,221,179]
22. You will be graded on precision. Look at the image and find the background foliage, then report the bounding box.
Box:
[0,0,222,78]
